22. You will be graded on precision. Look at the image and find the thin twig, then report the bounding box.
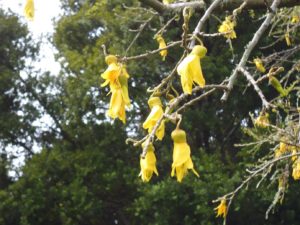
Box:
[239,67,273,109]
[189,0,222,48]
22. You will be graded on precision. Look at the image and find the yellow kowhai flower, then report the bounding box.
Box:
[177,45,207,94]
[143,97,165,140]
[101,55,121,88]
[218,16,237,39]
[171,128,199,182]
[292,159,300,180]
[253,58,266,73]
[107,66,131,123]
[275,142,289,158]
[291,15,300,24]
[254,112,269,128]
[156,34,167,61]
[285,32,292,46]
[214,199,227,218]
[24,0,34,21]
[101,55,131,123]
[139,142,159,182]
[107,87,126,123]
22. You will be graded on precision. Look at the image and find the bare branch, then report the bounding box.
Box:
[239,67,273,109]
[189,0,222,48]
[139,0,300,13]
[221,0,281,101]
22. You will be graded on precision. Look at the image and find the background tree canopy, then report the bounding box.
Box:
[0,0,300,224]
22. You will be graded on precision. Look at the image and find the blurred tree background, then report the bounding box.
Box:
[0,0,300,224]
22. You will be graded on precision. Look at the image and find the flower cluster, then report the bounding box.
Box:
[218,16,237,39]
[101,55,131,123]
[99,47,204,183]
[139,128,199,183]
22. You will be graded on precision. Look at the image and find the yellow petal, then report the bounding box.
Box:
[24,0,34,20]
[171,129,199,182]
[100,63,121,87]
[107,88,126,123]
[214,199,227,218]
[253,58,266,73]
[156,35,168,61]
[142,101,165,140]
[218,16,237,39]
[172,142,191,167]
[177,55,196,94]
[189,55,205,87]
[156,120,165,141]
[177,49,205,94]
[139,143,158,182]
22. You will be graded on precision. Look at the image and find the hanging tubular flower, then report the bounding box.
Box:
[292,159,300,180]
[106,65,131,124]
[142,97,165,140]
[101,55,121,88]
[171,128,199,182]
[291,15,300,24]
[218,16,237,39]
[156,34,167,61]
[254,112,269,128]
[139,142,159,182]
[214,199,227,218]
[253,58,266,73]
[177,45,207,94]
[101,55,131,123]
[24,0,34,21]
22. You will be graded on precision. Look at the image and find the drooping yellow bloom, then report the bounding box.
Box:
[24,0,34,21]
[218,16,237,39]
[292,159,300,180]
[254,112,269,128]
[214,199,227,218]
[139,142,159,182]
[253,58,266,73]
[177,45,207,94]
[107,87,126,123]
[101,55,121,88]
[143,97,165,140]
[291,15,300,24]
[285,32,291,46]
[101,55,131,123]
[156,35,167,61]
[171,128,199,182]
